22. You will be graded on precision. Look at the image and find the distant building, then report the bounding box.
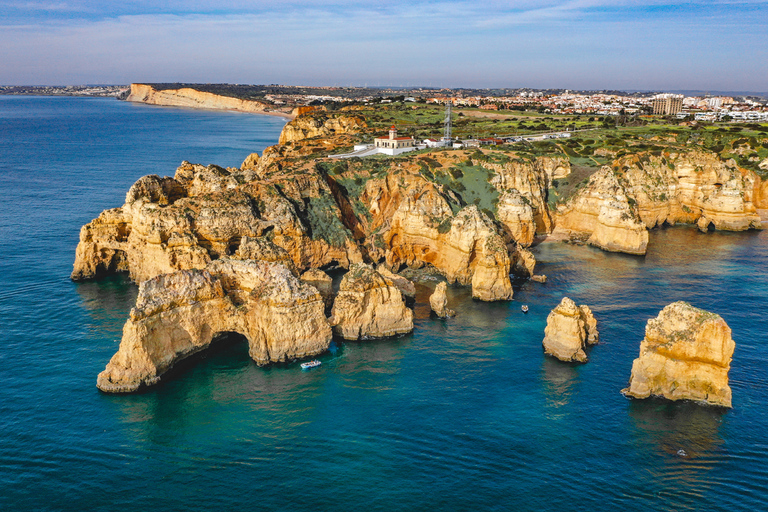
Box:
[652,94,683,115]
[374,125,415,155]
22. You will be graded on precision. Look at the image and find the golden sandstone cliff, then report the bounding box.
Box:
[127,84,286,116]
[555,150,761,254]
[622,302,734,408]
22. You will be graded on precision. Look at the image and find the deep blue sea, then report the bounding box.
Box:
[1,96,767,511]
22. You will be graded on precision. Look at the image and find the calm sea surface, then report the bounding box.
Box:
[1,96,767,511]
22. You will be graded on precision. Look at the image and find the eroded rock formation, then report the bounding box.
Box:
[279,113,367,144]
[554,150,762,255]
[542,297,599,363]
[364,172,514,301]
[429,281,455,318]
[97,260,332,393]
[554,167,649,255]
[622,301,734,407]
[330,263,414,339]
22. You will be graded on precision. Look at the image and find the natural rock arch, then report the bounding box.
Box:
[97,260,332,393]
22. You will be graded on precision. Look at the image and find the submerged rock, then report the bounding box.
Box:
[542,297,599,363]
[96,260,331,393]
[330,263,414,340]
[622,301,734,407]
[429,281,455,318]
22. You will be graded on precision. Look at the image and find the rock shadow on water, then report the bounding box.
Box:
[628,397,726,460]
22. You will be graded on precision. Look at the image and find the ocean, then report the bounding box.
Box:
[1,95,766,511]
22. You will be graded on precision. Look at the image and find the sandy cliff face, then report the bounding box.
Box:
[542,297,599,363]
[619,150,762,232]
[478,156,558,245]
[96,260,331,393]
[279,114,367,144]
[363,172,514,301]
[330,263,414,339]
[554,150,761,255]
[554,167,649,255]
[622,301,734,407]
[126,84,283,115]
[72,161,362,283]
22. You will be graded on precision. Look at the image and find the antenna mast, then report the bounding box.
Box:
[443,100,452,143]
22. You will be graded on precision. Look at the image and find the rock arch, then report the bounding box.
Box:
[97,260,332,393]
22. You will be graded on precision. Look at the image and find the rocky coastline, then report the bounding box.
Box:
[76,107,755,397]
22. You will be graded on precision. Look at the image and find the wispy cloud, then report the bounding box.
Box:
[0,1,766,90]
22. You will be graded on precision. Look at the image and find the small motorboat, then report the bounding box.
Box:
[521,305,529,313]
[301,359,322,370]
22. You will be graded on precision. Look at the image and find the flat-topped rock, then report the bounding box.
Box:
[542,297,599,363]
[622,301,734,407]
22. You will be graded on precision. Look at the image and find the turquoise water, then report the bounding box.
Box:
[1,96,767,511]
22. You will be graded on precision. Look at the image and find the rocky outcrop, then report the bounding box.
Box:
[619,150,761,232]
[478,156,556,244]
[126,84,288,116]
[622,302,734,407]
[554,167,649,255]
[429,281,455,318]
[554,150,762,256]
[364,172,513,301]
[279,114,367,144]
[96,260,332,393]
[72,162,362,283]
[330,263,414,339]
[542,297,599,363]
[376,265,416,301]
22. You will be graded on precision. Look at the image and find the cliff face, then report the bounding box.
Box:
[479,156,558,245]
[72,161,362,283]
[554,150,761,255]
[363,172,514,301]
[622,301,734,407]
[619,150,762,232]
[330,263,414,339]
[554,167,649,255]
[279,114,367,144]
[97,260,331,393]
[126,84,284,115]
[542,297,598,363]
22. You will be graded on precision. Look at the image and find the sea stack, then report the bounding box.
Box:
[429,282,455,318]
[542,297,598,363]
[622,301,734,407]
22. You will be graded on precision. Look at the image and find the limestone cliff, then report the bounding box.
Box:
[622,301,734,407]
[330,263,414,339]
[554,150,761,255]
[72,161,362,283]
[363,172,514,301]
[542,297,598,363]
[279,113,367,144]
[126,84,288,116]
[554,167,649,255]
[97,260,331,393]
[618,150,761,232]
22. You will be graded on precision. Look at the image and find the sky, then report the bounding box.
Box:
[1,0,767,91]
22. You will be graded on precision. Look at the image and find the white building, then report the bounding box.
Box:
[373,125,416,155]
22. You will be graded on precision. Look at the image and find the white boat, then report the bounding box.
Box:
[301,360,321,369]
[521,305,529,313]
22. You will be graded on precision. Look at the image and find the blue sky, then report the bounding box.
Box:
[1,1,766,91]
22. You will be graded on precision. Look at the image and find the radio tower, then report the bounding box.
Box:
[443,100,452,145]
